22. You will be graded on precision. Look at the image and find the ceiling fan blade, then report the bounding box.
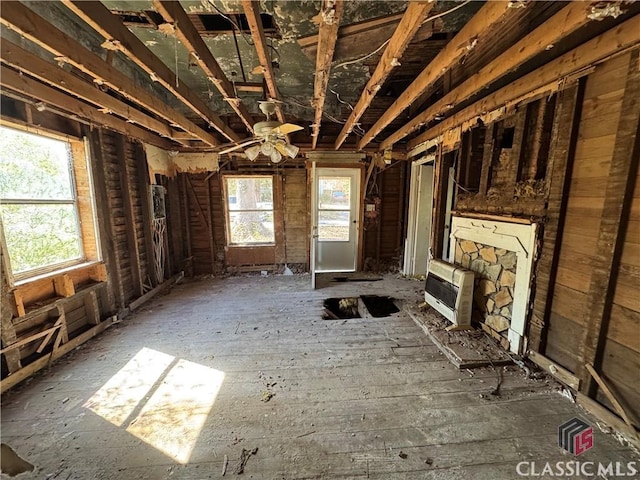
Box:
[274,123,304,135]
[274,142,288,156]
[218,138,261,155]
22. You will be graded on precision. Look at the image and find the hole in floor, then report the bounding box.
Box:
[1,444,34,476]
[361,295,399,317]
[322,295,399,319]
[323,297,361,319]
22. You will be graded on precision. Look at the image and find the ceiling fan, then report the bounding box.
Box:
[218,101,303,163]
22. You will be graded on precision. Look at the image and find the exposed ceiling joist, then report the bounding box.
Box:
[311,0,344,149]
[0,65,173,149]
[152,0,255,134]
[381,1,598,151]
[334,0,435,150]
[357,1,513,150]
[241,0,286,124]
[61,0,240,143]
[0,1,220,147]
[407,14,640,151]
[0,40,189,146]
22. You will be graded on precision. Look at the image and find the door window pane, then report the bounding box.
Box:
[318,176,350,210]
[318,210,350,241]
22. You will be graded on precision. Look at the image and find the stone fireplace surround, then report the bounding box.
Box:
[449,216,538,354]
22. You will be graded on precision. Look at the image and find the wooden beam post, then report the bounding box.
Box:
[334,1,435,150]
[0,1,221,147]
[61,0,239,143]
[242,0,286,124]
[529,82,583,353]
[153,0,254,134]
[578,50,640,394]
[358,1,512,150]
[311,0,344,149]
[407,14,640,150]
[380,1,596,150]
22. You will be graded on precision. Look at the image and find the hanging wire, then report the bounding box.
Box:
[333,0,473,70]
[174,20,179,88]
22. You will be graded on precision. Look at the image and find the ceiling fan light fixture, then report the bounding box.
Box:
[261,142,274,155]
[270,149,282,163]
[283,143,299,158]
[245,145,261,161]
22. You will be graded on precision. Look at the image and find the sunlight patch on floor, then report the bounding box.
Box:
[85,348,225,464]
[127,359,225,463]
[84,347,174,426]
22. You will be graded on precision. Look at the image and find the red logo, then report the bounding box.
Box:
[559,418,594,455]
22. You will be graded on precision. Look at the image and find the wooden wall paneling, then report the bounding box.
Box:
[529,82,583,353]
[165,176,185,276]
[116,135,143,297]
[205,175,216,274]
[283,169,309,265]
[184,175,213,274]
[274,174,286,265]
[578,50,640,395]
[544,54,628,373]
[125,142,150,288]
[180,174,193,275]
[478,125,495,195]
[101,131,134,304]
[135,143,155,287]
[88,129,119,313]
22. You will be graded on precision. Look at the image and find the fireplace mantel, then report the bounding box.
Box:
[449,216,538,354]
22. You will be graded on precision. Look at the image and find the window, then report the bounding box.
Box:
[224,176,274,245]
[0,126,90,279]
[318,176,351,241]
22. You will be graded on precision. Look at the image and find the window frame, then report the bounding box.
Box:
[0,124,99,283]
[223,174,276,247]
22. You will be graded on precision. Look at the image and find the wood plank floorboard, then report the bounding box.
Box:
[1,274,637,479]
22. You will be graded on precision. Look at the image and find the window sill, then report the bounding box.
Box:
[13,260,104,287]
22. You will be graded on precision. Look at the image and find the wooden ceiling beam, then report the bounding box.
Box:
[0,40,191,145]
[334,1,435,150]
[0,1,220,147]
[311,0,344,149]
[357,1,512,150]
[61,0,240,143]
[242,0,286,124]
[152,0,255,134]
[381,1,597,151]
[0,66,174,150]
[407,14,640,151]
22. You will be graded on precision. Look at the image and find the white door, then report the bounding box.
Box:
[403,162,434,276]
[312,167,360,273]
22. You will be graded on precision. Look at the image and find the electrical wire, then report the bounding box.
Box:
[333,0,472,70]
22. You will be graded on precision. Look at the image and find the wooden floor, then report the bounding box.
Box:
[1,274,637,479]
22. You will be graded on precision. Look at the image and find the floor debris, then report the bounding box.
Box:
[234,448,258,474]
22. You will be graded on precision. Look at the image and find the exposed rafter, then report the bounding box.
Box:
[357,1,513,150]
[0,66,174,149]
[311,0,344,149]
[407,14,640,151]
[61,0,240,143]
[152,0,255,134]
[241,0,286,124]
[0,1,219,147]
[381,1,597,151]
[0,40,190,146]
[334,1,435,150]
